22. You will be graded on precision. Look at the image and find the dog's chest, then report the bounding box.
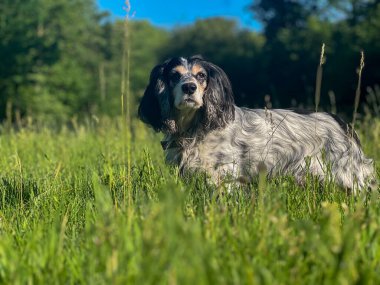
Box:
[164,130,237,173]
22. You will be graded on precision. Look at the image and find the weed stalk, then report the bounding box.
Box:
[121,0,132,208]
[315,43,325,113]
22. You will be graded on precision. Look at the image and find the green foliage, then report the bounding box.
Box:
[0,0,380,122]
[249,0,380,111]
[0,0,103,122]
[0,117,378,283]
[0,0,168,123]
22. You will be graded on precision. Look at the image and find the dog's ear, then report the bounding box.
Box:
[138,60,178,133]
[202,62,235,131]
[138,64,167,132]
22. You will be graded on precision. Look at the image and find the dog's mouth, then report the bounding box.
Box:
[180,98,201,109]
[174,92,202,110]
[181,94,199,105]
[183,98,195,103]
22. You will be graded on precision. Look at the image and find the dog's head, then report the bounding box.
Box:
[138,56,235,134]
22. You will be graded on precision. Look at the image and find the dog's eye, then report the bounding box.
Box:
[169,71,181,82]
[196,72,206,81]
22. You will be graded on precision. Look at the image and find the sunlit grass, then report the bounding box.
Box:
[0,117,378,284]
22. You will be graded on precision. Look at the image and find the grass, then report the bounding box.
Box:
[0,116,378,284]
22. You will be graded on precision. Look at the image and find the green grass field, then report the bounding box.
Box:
[0,116,379,284]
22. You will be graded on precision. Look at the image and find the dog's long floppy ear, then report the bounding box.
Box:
[202,62,235,131]
[138,64,167,132]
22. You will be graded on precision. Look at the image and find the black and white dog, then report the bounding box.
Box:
[138,56,375,193]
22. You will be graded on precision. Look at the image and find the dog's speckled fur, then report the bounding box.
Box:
[139,56,375,193]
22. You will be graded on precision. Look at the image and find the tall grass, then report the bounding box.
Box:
[0,116,378,284]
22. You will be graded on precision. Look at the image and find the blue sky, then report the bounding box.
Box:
[97,0,261,30]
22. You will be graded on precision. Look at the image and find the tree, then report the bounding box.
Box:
[0,0,169,123]
[0,0,105,123]
[249,0,380,111]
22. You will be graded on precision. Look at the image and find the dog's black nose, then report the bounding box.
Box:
[182,82,197,95]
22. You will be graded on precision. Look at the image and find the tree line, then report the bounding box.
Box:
[1,0,379,124]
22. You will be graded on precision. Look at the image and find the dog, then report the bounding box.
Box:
[138,55,376,193]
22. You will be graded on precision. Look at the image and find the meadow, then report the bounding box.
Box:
[0,113,378,284]
[1,0,380,283]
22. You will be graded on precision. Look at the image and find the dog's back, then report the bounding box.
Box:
[164,107,375,192]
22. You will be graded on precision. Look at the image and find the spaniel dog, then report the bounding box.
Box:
[138,56,376,193]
